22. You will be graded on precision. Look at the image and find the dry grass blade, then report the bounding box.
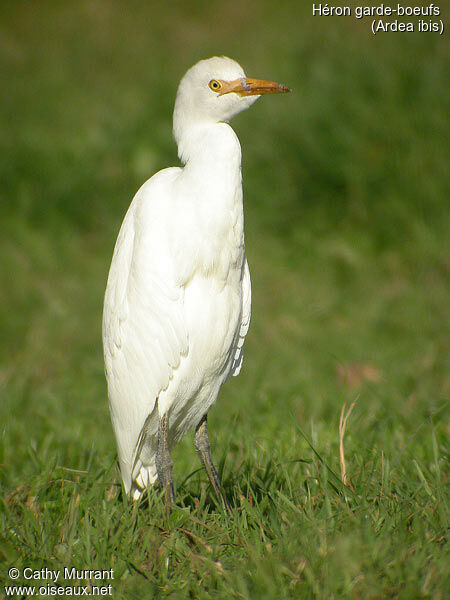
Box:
[339,401,356,491]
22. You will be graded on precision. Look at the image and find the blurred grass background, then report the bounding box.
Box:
[0,1,448,598]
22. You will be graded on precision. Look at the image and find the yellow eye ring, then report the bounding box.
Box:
[209,79,222,92]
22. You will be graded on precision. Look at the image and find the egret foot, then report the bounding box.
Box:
[155,412,174,517]
[194,415,231,513]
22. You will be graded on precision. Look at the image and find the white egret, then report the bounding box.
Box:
[103,56,290,509]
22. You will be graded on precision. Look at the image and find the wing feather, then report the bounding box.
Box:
[230,259,251,376]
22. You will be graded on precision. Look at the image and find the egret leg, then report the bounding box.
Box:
[155,412,174,515]
[194,415,231,512]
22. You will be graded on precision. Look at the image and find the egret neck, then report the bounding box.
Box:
[174,122,245,279]
[175,121,242,197]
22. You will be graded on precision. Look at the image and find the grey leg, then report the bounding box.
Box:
[155,412,174,515]
[194,414,231,512]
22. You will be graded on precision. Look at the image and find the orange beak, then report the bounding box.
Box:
[218,77,291,96]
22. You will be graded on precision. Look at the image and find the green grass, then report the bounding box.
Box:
[0,1,448,598]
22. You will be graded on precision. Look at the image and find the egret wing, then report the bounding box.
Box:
[102,169,188,493]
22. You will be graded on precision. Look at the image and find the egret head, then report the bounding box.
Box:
[173,56,290,147]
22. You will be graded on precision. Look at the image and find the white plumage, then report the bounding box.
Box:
[102,57,289,501]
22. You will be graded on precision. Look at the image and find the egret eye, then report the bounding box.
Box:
[209,79,222,92]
